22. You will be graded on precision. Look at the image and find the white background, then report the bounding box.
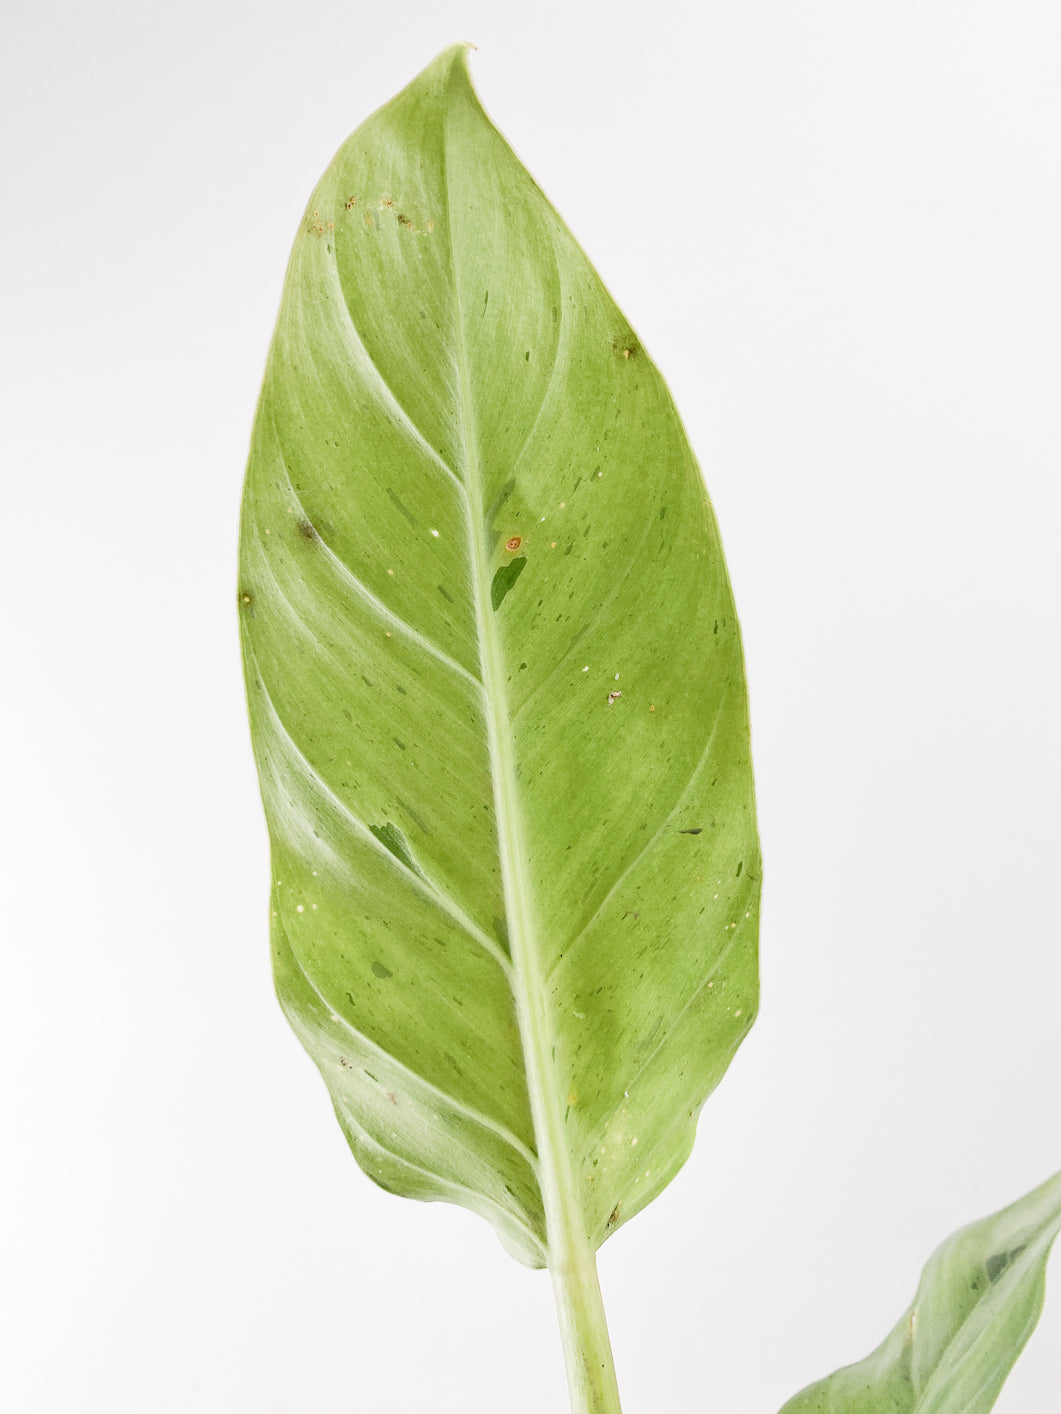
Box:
[2,1,1059,1410]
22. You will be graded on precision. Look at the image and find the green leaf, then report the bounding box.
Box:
[778,1169,1061,1414]
[239,44,759,1276]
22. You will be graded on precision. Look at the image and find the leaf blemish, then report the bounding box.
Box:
[371,961,393,980]
[986,1245,1028,1283]
[386,487,418,525]
[679,828,703,836]
[491,556,527,610]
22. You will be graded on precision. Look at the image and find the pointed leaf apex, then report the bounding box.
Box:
[425,41,476,83]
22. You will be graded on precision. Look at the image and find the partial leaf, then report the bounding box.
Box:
[239,44,759,1270]
[779,1169,1061,1414]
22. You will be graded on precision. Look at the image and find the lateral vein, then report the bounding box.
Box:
[278,914,540,1175]
[266,444,482,691]
[250,662,513,977]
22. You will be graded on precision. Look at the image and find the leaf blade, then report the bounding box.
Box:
[240,44,760,1265]
[778,1170,1061,1414]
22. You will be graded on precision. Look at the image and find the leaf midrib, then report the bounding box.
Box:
[441,114,583,1263]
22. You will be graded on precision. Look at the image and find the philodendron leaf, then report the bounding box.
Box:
[779,1169,1061,1414]
[239,44,759,1274]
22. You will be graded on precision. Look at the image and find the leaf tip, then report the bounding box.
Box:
[426,40,477,84]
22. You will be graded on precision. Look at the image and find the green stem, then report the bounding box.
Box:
[551,1238,623,1414]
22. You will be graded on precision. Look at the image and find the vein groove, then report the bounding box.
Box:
[611,918,747,1105]
[324,247,465,496]
[267,442,482,691]
[335,1104,547,1262]
[545,685,731,989]
[279,916,539,1173]
[252,662,512,976]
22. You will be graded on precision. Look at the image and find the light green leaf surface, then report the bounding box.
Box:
[779,1169,1061,1414]
[239,45,759,1281]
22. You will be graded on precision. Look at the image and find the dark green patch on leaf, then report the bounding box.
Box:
[491,556,527,610]
[986,1245,1028,1283]
[369,821,419,874]
[386,487,418,524]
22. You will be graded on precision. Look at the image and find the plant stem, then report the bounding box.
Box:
[551,1237,623,1414]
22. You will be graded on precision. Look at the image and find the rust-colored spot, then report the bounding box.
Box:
[505,536,522,552]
